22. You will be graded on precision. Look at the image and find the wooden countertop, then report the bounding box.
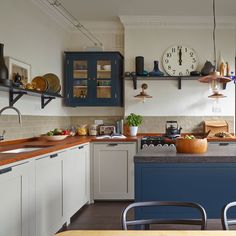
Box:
[0,133,235,167]
[55,230,236,236]
[0,136,139,167]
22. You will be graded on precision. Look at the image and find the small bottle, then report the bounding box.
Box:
[220,62,225,76]
[226,62,230,77]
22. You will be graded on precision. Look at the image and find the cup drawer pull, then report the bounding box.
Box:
[0,167,12,175]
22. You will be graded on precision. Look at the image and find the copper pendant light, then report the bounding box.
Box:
[134,83,152,101]
[198,0,231,98]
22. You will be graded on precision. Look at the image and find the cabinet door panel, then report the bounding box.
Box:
[35,153,64,236]
[63,145,87,219]
[0,162,30,236]
[93,143,136,199]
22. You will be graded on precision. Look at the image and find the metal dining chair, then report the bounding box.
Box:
[221,201,236,230]
[121,201,207,230]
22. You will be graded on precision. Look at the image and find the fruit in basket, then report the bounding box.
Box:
[184,135,195,140]
[46,128,70,136]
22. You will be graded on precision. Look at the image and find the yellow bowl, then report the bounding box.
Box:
[175,138,208,154]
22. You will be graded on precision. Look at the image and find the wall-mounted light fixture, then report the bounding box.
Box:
[198,0,231,98]
[134,83,152,102]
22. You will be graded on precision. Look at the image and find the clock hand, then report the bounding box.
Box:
[179,48,182,66]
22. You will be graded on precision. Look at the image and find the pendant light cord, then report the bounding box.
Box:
[213,0,216,69]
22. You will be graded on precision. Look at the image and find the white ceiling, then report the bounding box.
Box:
[60,0,236,22]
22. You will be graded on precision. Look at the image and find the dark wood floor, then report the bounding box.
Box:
[65,201,235,231]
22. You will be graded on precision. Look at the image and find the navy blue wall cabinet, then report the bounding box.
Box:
[64,51,124,106]
[135,162,236,219]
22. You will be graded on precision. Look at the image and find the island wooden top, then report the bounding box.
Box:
[55,230,236,236]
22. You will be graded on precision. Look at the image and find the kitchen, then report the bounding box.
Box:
[0,0,236,235]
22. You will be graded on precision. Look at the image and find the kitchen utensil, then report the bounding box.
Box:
[202,130,211,139]
[43,73,60,93]
[165,121,182,138]
[175,138,208,153]
[32,76,48,91]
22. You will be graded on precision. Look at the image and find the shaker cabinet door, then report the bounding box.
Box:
[93,143,136,200]
[0,161,31,236]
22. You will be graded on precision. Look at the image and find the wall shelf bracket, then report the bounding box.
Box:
[9,89,27,106]
[132,75,137,89]
[178,77,182,90]
[41,95,55,109]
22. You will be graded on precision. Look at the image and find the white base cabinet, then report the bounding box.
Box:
[93,142,136,200]
[63,144,90,222]
[0,161,32,236]
[35,151,66,236]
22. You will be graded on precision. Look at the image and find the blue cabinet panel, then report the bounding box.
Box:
[135,163,236,218]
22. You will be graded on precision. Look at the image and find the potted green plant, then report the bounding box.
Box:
[126,113,143,136]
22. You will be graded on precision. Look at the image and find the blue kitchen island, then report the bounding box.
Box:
[134,142,236,219]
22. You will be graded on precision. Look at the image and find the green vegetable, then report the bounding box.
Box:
[53,128,62,135]
[126,113,143,127]
[47,131,54,136]
[184,135,195,140]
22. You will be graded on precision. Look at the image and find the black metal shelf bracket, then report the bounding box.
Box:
[132,75,137,90]
[41,95,55,109]
[178,77,182,90]
[9,89,27,106]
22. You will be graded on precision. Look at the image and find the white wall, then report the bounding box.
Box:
[0,1,124,116]
[0,0,70,116]
[121,16,235,116]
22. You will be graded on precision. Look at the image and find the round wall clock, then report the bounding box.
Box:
[162,45,198,76]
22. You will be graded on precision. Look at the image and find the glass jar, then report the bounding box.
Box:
[89,124,98,136]
[77,124,87,136]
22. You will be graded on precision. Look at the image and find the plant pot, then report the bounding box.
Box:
[129,126,138,136]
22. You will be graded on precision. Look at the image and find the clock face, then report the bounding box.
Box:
[162,45,198,76]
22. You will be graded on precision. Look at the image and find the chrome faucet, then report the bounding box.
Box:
[0,106,22,124]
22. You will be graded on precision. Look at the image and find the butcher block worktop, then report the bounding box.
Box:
[0,133,235,167]
[0,136,139,166]
[55,231,236,236]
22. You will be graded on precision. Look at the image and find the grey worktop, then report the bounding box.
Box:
[134,143,236,163]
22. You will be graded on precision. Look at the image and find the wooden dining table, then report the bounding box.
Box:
[55,230,236,236]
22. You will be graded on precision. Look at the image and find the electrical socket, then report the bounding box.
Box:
[95,120,103,125]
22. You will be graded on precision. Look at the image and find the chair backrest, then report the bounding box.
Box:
[121,201,207,230]
[221,201,236,230]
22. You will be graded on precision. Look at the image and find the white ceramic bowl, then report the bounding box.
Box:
[44,135,68,141]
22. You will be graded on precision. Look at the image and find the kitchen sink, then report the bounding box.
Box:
[0,147,44,154]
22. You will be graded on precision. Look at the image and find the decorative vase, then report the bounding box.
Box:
[129,126,138,136]
[149,60,164,76]
[0,43,8,81]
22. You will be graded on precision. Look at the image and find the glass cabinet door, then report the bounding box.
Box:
[72,60,88,99]
[96,60,112,99]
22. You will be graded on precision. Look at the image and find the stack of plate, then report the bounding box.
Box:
[43,73,61,93]
[32,73,61,93]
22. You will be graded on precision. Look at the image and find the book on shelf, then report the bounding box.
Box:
[96,134,127,139]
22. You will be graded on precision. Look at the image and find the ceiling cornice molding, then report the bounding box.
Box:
[119,16,236,29]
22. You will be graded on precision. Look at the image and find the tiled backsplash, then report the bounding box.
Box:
[0,115,234,140]
[138,116,234,134]
[0,115,71,141]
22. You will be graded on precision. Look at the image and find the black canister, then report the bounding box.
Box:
[135,56,144,76]
[0,43,8,80]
